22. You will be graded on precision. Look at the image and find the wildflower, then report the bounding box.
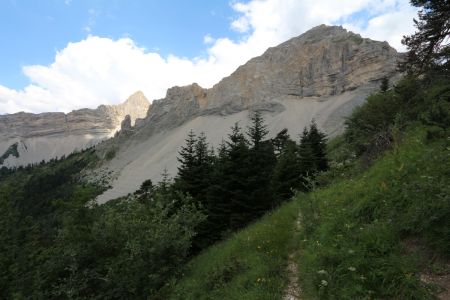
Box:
[320,279,328,286]
[348,266,356,272]
[317,269,328,275]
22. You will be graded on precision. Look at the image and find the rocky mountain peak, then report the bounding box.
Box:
[122,91,149,107]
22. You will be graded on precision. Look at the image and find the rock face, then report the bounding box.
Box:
[0,91,149,167]
[94,25,401,203]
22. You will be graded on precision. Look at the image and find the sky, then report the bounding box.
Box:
[0,0,419,114]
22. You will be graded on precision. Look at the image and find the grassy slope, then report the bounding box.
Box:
[166,200,300,300]
[297,126,450,299]
[166,126,449,300]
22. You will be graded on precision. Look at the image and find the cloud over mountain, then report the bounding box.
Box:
[0,0,417,114]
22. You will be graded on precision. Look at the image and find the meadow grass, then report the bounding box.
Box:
[166,200,300,300]
[296,126,450,299]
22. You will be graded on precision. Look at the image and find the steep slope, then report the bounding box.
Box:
[95,25,400,202]
[0,91,149,167]
[164,126,450,300]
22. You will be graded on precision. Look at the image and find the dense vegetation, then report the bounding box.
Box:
[295,3,450,296]
[0,150,204,299]
[171,113,328,252]
[0,112,328,299]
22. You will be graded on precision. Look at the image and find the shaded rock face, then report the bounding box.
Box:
[0,91,150,167]
[95,25,402,202]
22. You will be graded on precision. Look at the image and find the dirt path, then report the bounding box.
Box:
[283,212,303,300]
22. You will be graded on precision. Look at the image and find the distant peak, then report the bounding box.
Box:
[122,91,150,106]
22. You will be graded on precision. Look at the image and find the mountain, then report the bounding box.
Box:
[0,91,149,167]
[93,25,401,203]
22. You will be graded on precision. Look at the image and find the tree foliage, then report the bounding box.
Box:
[401,0,450,74]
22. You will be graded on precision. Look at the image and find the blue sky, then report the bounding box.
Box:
[0,0,240,89]
[0,0,418,114]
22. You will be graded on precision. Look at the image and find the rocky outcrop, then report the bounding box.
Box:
[130,25,398,138]
[0,91,150,167]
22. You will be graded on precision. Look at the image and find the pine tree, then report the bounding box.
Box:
[246,112,277,216]
[272,128,290,156]
[308,121,328,172]
[203,141,230,244]
[401,0,450,74]
[297,121,329,189]
[134,179,154,202]
[247,111,269,149]
[190,133,216,250]
[271,140,302,203]
[192,132,213,200]
[175,130,197,196]
[298,127,316,190]
[224,123,252,230]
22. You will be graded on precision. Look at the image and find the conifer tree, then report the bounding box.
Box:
[203,141,230,244]
[297,121,329,189]
[272,128,290,156]
[247,111,269,149]
[224,123,252,229]
[307,121,328,172]
[298,127,316,190]
[271,140,301,202]
[190,133,215,250]
[246,112,276,215]
[401,0,450,74]
[175,130,197,196]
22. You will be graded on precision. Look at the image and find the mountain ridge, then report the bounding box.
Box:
[92,25,401,202]
[0,91,150,167]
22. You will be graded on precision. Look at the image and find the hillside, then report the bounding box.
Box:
[163,121,449,300]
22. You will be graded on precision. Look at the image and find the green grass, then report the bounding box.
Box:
[296,126,450,299]
[165,200,300,300]
[164,126,449,300]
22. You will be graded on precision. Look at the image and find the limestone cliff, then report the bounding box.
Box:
[0,91,149,167]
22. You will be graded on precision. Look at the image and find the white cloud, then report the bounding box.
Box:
[203,34,215,44]
[0,0,418,114]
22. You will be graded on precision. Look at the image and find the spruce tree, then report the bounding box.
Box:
[224,123,252,230]
[271,140,301,203]
[308,121,328,172]
[247,111,269,149]
[298,127,316,190]
[272,128,290,156]
[190,133,215,250]
[134,179,154,202]
[204,140,231,243]
[297,121,329,190]
[246,112,277,216]
[175,130,197,196]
